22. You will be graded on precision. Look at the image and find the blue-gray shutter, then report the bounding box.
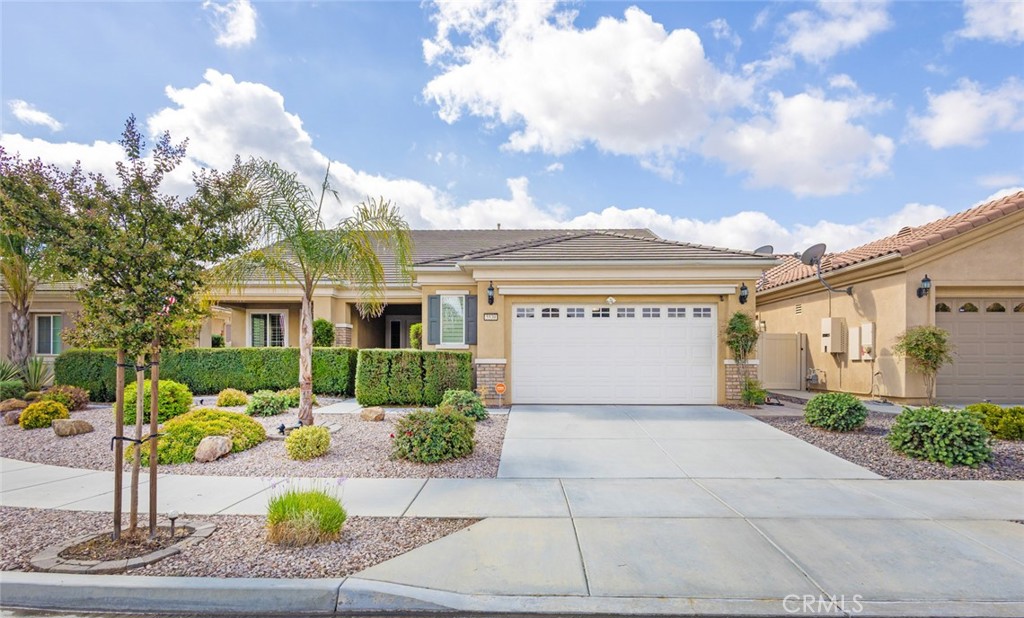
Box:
[465,295,478,345]
[427,295,440,345]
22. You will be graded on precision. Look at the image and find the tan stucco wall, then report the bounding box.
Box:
[0,292,81,360]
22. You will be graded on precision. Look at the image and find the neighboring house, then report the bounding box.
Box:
[6,228,776,405]
[757,191,1024,405]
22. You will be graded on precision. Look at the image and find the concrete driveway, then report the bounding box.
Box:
[498,404,881,479]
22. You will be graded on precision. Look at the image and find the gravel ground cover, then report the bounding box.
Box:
[0,406,507,479]
[755,411,1024,480]
[0,506,475,578]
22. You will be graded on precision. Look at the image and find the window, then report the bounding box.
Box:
[592,307,610,318]
[541,307,559,318]
[616,307,635,318]
[442,295,467,344]
[935,302,951,313]
[959,302,979,313]
[35,314,62,355]
[642,307,660,318]
[694,307,712,318]
[566,307,585,318]
[516,307,535,319]
[667,307,686,318]
[986,302,1006,313]
[250,312,285,347]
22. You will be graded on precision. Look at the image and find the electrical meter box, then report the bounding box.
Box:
[821,317,847,354]
[860,322,875,360]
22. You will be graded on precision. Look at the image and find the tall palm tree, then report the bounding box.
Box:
[0,234,40,367]
[222,159,412,425]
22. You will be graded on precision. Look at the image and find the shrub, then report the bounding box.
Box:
[0,359,21,382]
[422,351,472,406]
[216,388,249,407]
[247,390,287,416]
[409,323,422,350]
[888,406,992,467]
[441,389,488,420]
[42,385,90,411]
[285,425,331,460]
[211,334,225,348]
[138,408,266,465]
[313,319,335,347]
[391,409,475,463]
[0,379,26,400]
[277,387,318,408]
[19,400,69,430]
[741,378,767,407]
[267,486,346,546]
[21,357,53,391]
[967,403,1024,441]
[39,390,74,410]
[893,326,954,404]
[355,349,392,407]
[804,392,868,432]
[24,391,41,401]
[389,350,424,406]
[54,349,118,402]
[122,380,193,425]
[725,311,759,363]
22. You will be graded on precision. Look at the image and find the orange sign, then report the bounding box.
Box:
[494,383,507,395]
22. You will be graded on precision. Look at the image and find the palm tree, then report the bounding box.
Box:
[222,159,412,425]
[0,234,40,367]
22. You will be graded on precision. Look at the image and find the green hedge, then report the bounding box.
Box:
[55,347,358,401]
[356,349,472,407]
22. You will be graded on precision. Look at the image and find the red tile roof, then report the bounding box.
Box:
[758,190,1024,292]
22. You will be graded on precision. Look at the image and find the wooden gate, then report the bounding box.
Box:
[758,333,805,390]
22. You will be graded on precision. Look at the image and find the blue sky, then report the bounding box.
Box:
[2,1,1022,253]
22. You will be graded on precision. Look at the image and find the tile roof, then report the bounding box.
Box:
[758,190,1024,292]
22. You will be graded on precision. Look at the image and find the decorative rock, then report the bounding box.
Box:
[2,410,21,426]
[360,407,385,422]
[52,419,95,437]
[194,435,232,463]
[0,398,27,413]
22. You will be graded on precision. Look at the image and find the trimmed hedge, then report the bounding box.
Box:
[355,349,472,407]
[55,347,358,400]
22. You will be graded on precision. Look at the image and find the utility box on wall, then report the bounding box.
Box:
[860,322,875,360]
[821,317,847,354]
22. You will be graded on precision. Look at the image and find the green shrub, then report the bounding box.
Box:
[389,350,424,406]
[122,380,193,425]
[247,390,287,416]
[285,425,331,460]
[0,379,26,400]
[391,409,475,463]
[804,392,868,432]
[741,378,767,406]
[54,349,118,402]
[422,351,472,406]
[725,311,759,363]
[355,349,392,407]
[24,391,40,401]
[137,408,266,465]
[267,486,346,546]
[409,323,422,350]
[43,385,90,411]
[888,406,992,467]
[211,334,225,348]
[967,403,1024,441]
[39,390,74,411]
[21,357,53,391]
[216,388,249,407]
[276,387,318,408]
[313,319,335,347]
[441,389,488,420]
[0,359,21,382]
[19,400,69,430]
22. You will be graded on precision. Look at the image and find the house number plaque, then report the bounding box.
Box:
[483,313,499,321]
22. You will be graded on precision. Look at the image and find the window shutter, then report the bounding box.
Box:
[427,295,440,345]
[465,295,478,345]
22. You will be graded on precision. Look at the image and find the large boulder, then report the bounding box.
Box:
[0,398,27,413]
[360,407,385,422]
[2,410,21,426]
[52,419,94,437]
[194,435,233,463]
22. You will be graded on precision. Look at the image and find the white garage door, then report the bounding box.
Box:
[511,304,717,404]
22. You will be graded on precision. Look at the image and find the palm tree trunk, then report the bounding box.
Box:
[298,293,314,426]
[129,355,144,532]
[9,303,30,366]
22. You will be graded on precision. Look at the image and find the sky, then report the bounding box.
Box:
[1,0,1022,254]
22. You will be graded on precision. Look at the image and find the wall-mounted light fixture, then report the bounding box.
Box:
[606,296,616,305]
[739,283,749,304]
[916,274,931,298]
[487,281,495,305]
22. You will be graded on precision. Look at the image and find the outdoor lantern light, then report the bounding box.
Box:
[487,281,495,305]
[168,510,179,538]
[739,283,749,304]
[917,274,932,298]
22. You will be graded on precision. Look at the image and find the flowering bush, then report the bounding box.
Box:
[391,409,475,463]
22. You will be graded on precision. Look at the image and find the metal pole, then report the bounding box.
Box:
[112,349,125,540]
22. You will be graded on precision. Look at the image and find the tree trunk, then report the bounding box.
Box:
[8,303,30,366]
[148,343,160,538]
[129,355,144,533]
[298,293,314,426]
[112,349,126,541]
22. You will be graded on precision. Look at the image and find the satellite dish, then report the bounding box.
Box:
[800,243,827,266]
[754,244,774,255]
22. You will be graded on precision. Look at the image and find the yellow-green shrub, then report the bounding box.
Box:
[122,380,192,424]
[216,388,249,407]
[134,408,266,465]
[19,400,69,430]
[285,426,331,460]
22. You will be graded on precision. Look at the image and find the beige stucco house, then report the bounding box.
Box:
[3,228,776,406]
[756,190,1024,405]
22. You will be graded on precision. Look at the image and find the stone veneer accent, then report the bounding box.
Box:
[474,360,507,406]
[334,324,352,347]
[725,361,760,401]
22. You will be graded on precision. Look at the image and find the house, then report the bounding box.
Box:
[756,190,1024,405]
[6,228,777,406]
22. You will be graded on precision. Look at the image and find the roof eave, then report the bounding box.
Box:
[758,253,902,297]
[449,258,781,269]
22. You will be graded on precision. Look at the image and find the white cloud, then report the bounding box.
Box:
[8,100,64,131]
[976,173,1022,188]
[703,91,895,196]
[909,78,1024,148]
[976,186,1024,204]
[778,1,891,63]
[544,162,564,173]
[828,74,858,90]
[203,0,257,49]
[708,18,741,48]
[959,0,1024,44]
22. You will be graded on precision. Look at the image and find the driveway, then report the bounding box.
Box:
[497,404,881,479]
